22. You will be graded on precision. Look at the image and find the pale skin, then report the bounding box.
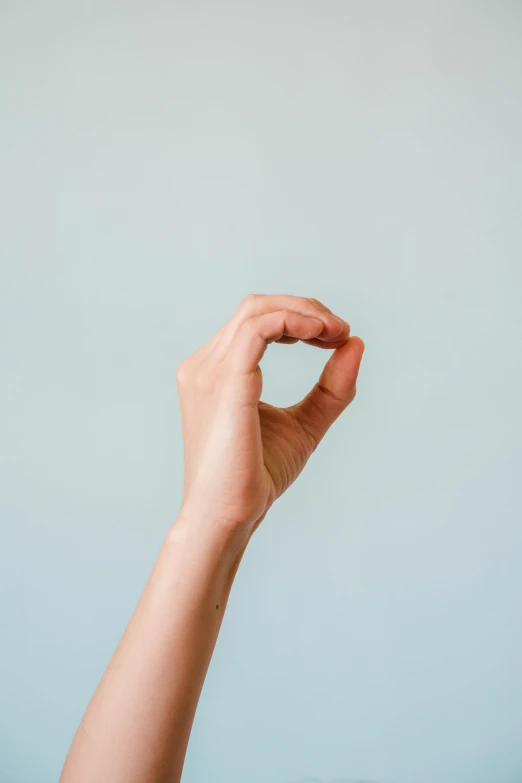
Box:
[60,293,365,783]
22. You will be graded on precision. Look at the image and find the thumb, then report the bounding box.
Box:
[291,336,365,449]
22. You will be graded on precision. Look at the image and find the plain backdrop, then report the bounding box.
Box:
[1,2,522,782]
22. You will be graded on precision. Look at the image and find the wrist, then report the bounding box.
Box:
[165,509,252,569]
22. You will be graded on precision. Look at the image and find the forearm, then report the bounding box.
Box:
[60,514,250,783]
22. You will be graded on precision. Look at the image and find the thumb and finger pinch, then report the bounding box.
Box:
[289,335,365,450]
[227,310,364,428]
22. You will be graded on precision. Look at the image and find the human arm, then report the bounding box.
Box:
[59,293,365,783]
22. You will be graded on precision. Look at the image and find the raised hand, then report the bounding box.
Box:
[60,293,365,783]
[176,294,365,534]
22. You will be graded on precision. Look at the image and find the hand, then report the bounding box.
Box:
[176,294,364,535]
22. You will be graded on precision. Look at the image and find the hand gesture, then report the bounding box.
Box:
[176,294,364,534]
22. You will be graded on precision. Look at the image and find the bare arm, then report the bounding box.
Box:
[60,293,365,783]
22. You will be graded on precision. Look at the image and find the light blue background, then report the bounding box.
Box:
[1,2,522,782]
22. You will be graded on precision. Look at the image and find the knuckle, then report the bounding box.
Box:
[241,293,260,309]
[175,359,191,386]
[177,356,214,393]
